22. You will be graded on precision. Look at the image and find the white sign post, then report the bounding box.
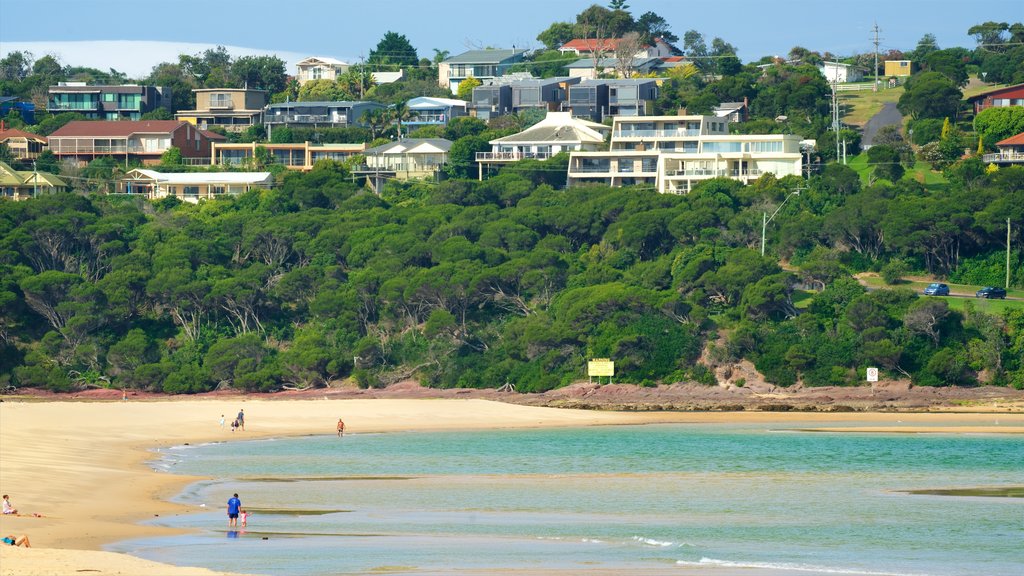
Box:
[866,367,879,382]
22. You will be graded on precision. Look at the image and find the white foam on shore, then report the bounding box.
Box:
[678,557,932,576]
[632,535,677,547]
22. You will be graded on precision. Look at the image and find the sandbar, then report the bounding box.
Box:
[1,398,1021,575]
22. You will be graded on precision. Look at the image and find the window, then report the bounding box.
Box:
[210,93,232,109]
[103,93,116,102]
[641,158,657,172]
[703,142,743,153]
[618,159,634,173]
[750,141,783,153]
[312,66,323,80]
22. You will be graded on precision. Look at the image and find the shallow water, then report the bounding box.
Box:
[111,423,1024,576]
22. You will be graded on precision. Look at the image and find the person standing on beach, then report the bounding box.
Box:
[227,493,241,527]
[337,418,345,437]
[219,415,225,429]
[237,409,245,431]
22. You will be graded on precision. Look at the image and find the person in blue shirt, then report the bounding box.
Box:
[227,493,241,527]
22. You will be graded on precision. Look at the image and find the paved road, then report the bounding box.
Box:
[861,102,903,149]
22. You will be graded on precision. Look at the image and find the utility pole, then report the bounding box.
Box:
[761,188,804,257]
[831,75,840,162]
[871,22,882,92]
[33,160,38,197]
[1008,217,1012,290]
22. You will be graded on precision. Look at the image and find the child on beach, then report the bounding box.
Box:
[240,508,250,527]
[2,495,16,515]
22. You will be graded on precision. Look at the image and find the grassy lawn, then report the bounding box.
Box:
[840,86,904,127]
[844,153,947,188]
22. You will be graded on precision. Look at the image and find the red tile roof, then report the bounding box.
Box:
[965,82,1024,102]
[200,129,228,141]
[996,131,1024,147]
[0,128,47,143]
[560,38,648,52]
[49,120,188,138]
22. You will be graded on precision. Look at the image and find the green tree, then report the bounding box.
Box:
[974,107,1024,147]
[456,76,481,101]
[537,22,577,50]
[369,31,419,68]
[897,72,962,120]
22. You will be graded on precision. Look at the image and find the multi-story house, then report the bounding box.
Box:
[175,88,267,132]
[48,120,224,165]
[567,79,660,121]
[295,57,350,85]
[475,111,609,179]
[471,77,581,120]
[47,83,171,120]
[966,82,1024,114]
[263,101,385,133]
[211,141,366,170]
[117,169,273,202]
[0,128,47,160]
[1,161,66,201]
[567,115,805,193]
[405,97,468,128]
[354,138,452,191]
[437,49,528,94]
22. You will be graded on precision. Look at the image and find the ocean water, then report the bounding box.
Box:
[111,423,1024,576]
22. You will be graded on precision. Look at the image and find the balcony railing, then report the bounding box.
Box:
[983,152,1024,163]
[614,129,701,139]
[51,144,159,155]
[664,168,763,178]
[48,101,100,111]
[406,114,449,124]
[476,151,553,161]
[569,165,612,173]
[208,100,235,110]
[265,114,347,125]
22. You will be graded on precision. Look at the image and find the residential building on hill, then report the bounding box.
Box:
[966,82,1024,114]
[116,168,272,202]
[819,62,864,84]
[48,120,224,165]
[558,37,674,59]
[263,100,385,132]
[567,115,806,193]
[175,88,267,132]
[438,49,528,94]
[983,132,1024,166]
[475,111,609,179]
[883,60,913,77]
[0,161,66,200]
[567,79,661,120]
[211,141,366,171]
[354,138,452,191]
[405,97,468,127]
[0,128,47,160]
[47,83,171,120]
[296,57,350,85]
[471,77,581,120]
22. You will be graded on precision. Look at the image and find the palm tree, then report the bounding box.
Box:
[362,109,389,139]
[390,102,418,139]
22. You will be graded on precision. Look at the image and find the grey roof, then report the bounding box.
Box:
[364,138,453,154]
[574,78,662,87]
[566,57,661,69]
[443,49,527,64]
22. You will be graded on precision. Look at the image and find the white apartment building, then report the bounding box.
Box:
[567,115,805,193]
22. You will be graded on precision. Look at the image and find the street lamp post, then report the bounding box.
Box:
[761,188,803,257]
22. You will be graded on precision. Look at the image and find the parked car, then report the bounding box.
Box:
[975,286,1007,299]
[923,283,950,296]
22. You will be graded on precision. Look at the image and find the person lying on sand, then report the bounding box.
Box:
[2,534,30,547]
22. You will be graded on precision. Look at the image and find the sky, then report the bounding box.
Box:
[0,0,1014,78]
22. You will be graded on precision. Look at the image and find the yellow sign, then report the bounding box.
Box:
[588,358,614,377]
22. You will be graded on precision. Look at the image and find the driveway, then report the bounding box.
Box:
[861,102,903,149]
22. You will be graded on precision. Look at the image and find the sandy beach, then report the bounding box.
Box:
[1,397,1022,576]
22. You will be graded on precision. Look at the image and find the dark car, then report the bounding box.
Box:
[923,283,950,296]
[975,286,1007,299]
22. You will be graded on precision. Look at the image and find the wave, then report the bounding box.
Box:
[632,535,679,547]
[678,557,932,576]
